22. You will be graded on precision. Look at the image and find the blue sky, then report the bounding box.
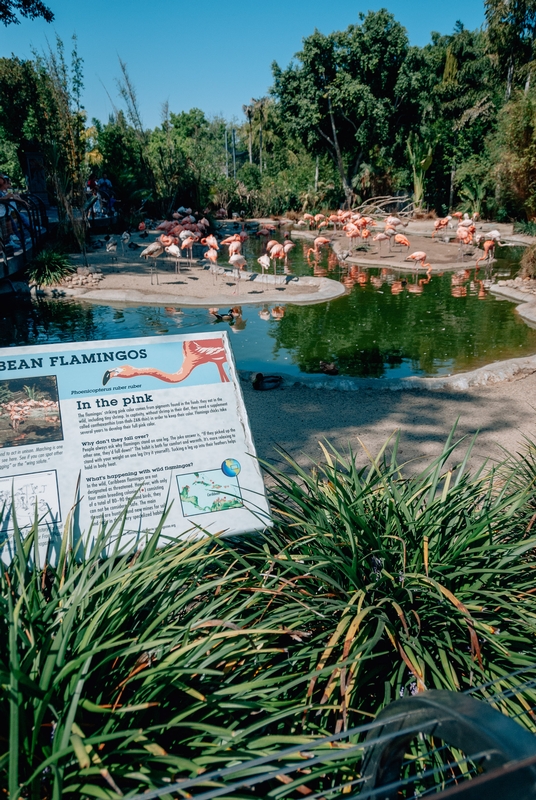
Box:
[2,0,485,129]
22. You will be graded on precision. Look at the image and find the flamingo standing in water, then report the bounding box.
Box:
[306,236,330,261]
[102,339,229,385]
[283,240,295,265]
[268,243,286,279]
[475,240,496,267]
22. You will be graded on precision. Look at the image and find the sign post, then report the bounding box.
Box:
[0,332,270,558]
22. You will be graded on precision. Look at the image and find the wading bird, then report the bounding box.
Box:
[373,232,390,253]
[204,248,219,265]
[405,251,431,269]
[306,236,330,260]
[475,240,496,267]
[121,231,131,256]
[140,242,164,260]
[106,238,118,260]
[394,233,410,251]
[432,216,452,238]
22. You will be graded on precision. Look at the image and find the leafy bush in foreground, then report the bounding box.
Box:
[2,431,536,798]
[26,249,75,287]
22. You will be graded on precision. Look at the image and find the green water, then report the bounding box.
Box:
[0,238,534,380]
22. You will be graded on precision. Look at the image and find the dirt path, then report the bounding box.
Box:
[242,372,536,472]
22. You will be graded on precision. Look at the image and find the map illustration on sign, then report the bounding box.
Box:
[177,463,243,517]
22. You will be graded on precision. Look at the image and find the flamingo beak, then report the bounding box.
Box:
[102,370,112,385]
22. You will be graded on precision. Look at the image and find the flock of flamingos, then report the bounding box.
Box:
[113,205,505,286]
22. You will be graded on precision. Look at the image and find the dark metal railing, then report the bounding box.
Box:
[0,193,48,273]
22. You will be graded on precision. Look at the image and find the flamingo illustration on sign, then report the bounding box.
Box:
[102,339,230,385]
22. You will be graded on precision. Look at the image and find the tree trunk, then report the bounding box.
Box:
[327,96,352,207]
[224,128,229,178]
[248,123,253,164]
[449,160,456,211]
[314,156,319,192]
[525,70,532,95]
[506,58,514,100]
[259,123,263,175]
[232,129,236,179]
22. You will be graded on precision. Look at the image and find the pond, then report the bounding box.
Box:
[1,235,534,380]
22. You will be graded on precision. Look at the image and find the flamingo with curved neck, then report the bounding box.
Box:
[102,339,230,385]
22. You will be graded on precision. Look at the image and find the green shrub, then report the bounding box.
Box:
[2,431,536,797]
[26,249,76,287]
[515,220,536,236]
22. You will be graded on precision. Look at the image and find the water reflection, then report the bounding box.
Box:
[0,240,534,380]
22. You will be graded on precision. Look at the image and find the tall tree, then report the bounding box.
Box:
[485,0,536,96]
[272,10,409,206]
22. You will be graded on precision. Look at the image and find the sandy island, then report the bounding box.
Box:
[37,220,536,469]
[42,233,345,306]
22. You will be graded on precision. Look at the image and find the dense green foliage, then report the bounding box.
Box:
[2,432,536,797]
[2,7,536,227]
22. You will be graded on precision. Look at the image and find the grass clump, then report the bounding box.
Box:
[2,431,536,797]
[26,248,76,287]
[515,220,536,237]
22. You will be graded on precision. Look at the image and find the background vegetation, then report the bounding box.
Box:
[1,5,536,224]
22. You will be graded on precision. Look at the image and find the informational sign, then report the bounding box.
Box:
[0,332,270,558]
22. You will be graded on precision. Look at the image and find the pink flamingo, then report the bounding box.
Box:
[394,233,410,251]
[102,339,229,385]
[373,232,390,253]
[204,248,218,264]
[181,236,196,263]
[432,216,452,238]
[405,251,431,268]
[228,240,242,256]
[306,236,330,260]
[475,240,496,267]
